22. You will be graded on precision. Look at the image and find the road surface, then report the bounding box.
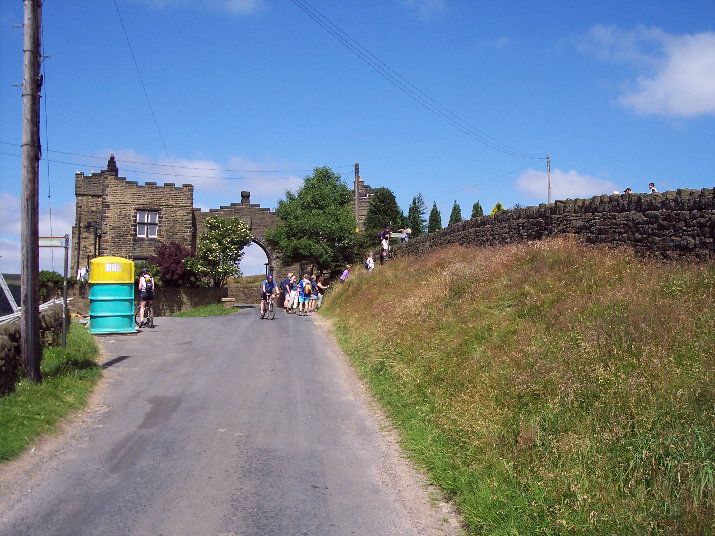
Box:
[0,307,462,536]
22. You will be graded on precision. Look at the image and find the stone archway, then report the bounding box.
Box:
[193,191,297,277]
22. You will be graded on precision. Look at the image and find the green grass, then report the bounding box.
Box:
[0,322,102,462]
[321,238,714,535]
[171,303,240,317]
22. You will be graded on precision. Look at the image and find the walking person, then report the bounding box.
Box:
[339,265,351,282]
[298,273,312,315]
[288,275,299,313]
[315,277,329,310]
[281,272,293,312]
[309,275,319,313]
[366,252,375,273]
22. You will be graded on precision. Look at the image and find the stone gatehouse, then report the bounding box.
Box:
[71,155,374,276]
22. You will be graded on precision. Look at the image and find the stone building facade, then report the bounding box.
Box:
[71,155,371,275]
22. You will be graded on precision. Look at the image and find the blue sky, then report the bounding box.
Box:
[1,0,714,275]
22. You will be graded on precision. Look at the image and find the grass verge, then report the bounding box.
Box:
[171,303,240,317]
[0,322,102,462]
[321,238,714,535]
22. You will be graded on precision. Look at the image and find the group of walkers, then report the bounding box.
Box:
[260,272,330,318]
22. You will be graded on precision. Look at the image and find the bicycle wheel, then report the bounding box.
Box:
[146,305,154,328]
[135,306,141,327]
[268,300,276,320]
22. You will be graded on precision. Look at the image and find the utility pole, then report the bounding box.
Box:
[21,0,43,383]
[546,154,551,204]
[354,162,360,232]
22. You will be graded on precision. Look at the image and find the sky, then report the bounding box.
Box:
[1,0,714,276]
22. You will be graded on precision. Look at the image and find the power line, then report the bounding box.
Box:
[290,0,544,161]
[112,0,176,181]
[0,142,354,173]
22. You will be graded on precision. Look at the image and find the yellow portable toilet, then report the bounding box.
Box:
[88,256,136,334]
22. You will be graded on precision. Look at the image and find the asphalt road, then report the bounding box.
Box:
[0,307,461,536]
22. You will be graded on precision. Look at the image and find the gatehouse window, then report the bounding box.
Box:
[136,210,158,238]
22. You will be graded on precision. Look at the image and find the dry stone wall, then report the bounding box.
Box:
[396,188,715,261]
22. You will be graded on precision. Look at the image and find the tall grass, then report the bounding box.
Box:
[0,322,102,462]
[322,237,714,535]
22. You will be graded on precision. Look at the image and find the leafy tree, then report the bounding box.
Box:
[265,166,357,275]
[448,200,463,226]
[406,193,427,237]
[491,202,505,216]
[428,202,442,233]
[150,241,197,287]
[471,200,484,219]
[364,187,404,232]
[185,217,253,287]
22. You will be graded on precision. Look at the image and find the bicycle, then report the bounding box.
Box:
[260,293,276,320]
[135,302,154,328]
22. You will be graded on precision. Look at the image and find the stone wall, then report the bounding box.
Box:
[151,287,227,316]
[0,304,68,397]
[396,188,715,261]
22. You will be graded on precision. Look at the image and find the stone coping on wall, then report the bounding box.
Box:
[396,188,715,261]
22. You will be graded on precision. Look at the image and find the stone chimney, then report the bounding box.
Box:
[105,154,118,176]
[241,191,251,204]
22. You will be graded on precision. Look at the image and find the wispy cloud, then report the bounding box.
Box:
[402,0,446,20]
[138,0,266,16]
[516,168,617,201]
[578,25,715,118]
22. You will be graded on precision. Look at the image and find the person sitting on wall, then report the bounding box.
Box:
[137,268,155,328]
[649,182,658,193]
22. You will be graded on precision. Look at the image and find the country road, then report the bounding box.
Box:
[0,308,462,536]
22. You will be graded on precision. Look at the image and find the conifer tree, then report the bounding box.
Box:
[471,200,484,219]
[448,200,463,226]
[406,193,427,237]
[428,202,442,233]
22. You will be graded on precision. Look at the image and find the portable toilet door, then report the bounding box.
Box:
[88,256,136,334]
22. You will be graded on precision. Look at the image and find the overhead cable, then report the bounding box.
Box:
[290,0,543,160]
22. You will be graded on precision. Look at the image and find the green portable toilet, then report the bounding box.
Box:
[88,256,136,334]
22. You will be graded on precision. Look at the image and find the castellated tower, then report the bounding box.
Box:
[71,154,195,275]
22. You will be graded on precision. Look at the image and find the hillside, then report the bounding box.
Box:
[321,237,714,535]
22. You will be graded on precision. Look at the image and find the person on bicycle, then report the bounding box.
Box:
[137,268,155,328]
[260,274,276,318]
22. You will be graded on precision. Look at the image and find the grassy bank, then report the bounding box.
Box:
[321,238,714,535]
[0,323,102,462]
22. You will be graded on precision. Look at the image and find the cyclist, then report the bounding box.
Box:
[137,268,155,328]
[259,274,276,318]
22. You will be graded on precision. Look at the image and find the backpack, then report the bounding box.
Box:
[144,275,154,292]
[303,281,312,295]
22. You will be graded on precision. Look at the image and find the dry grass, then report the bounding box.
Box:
[322,237,714,535]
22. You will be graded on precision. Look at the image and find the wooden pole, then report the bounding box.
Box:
[354,163,359,232]
[21,0,43,382]
[546,154,551,205]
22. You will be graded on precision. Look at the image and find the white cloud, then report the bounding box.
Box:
[579,25,715,118]
[0,191,75,274]
[516,168,617,201]
[402,0,445,20]
[139,0,265,15]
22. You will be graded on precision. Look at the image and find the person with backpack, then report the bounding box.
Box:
[308,275,319,313]
[137,268,155,328]
[280,272,293,312]
[298,274,312,315]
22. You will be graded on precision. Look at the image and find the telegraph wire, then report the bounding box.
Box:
[432,166,529,200]
[290,0,544,161]
[113,0,177,181]
[0,142,353,173]
[40,19,55,269]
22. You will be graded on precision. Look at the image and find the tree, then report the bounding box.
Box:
[491,202,505,216]
[448,200,463,226]
[428,202,442,233]
[185,217,253,287]
[363,187,404,232]
[150,241,196,287]
[406,193,427,237]
[265,166,357,275]
[471,200,484,219]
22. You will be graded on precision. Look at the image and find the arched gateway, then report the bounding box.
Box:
[71,155,298,277]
